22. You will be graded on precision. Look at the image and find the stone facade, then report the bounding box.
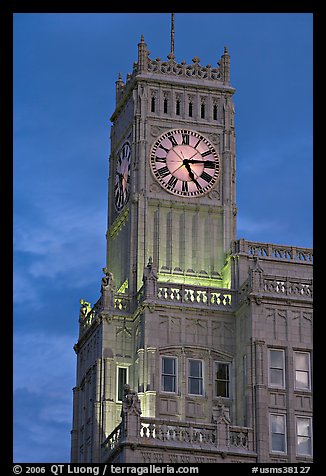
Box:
[71,35,313,464]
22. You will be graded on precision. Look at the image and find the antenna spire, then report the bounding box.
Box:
[170,13,175,57]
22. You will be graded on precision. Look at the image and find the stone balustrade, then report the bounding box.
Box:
[101,417,253,461]
[233,239,313,263]
[156,283,234,309]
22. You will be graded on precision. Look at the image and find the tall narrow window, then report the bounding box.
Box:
[117,367,128,401]
[151,96,156,112]
[164,97,168,113]
[296,417,312,456]
[176,98,181,116]
[188,359,203,395]
[162,357,177,392]
[188,101,193,117]
[200,102,205,119]
[213,103,218,120]
[270,414,287,453]
[269,349,285,388]
[294,352,311,390]
[215,362,230,398]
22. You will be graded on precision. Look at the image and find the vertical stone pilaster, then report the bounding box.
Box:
[253,339,268,462]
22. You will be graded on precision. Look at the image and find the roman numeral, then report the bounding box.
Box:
[204,161,215,169]
[159,144,170,153]
[167,175,178,188]
[155,156,166,163]
[182,181,189,193]
[194,138,202,149]
[182,133,190,145]
[157,166,170,178]
[168,135,178,147]
[195,181,203,192]
[201,171,213,183]
[201,150,211,157]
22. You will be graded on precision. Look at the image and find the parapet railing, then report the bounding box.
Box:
[232,239,313,263]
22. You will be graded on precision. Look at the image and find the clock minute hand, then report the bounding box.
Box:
[187,159,212,164]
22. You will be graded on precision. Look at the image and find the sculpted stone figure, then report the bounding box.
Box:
[101,267,115,308]
[79,299,91,322]
[121,384,142,416]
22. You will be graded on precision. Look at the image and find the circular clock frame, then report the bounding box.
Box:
[114,141,131,212]
[150,129,220,197]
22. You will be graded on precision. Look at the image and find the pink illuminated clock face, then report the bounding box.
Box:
[114,141,131,212]
[150,129,220,197]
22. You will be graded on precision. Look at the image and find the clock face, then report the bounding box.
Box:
[114,141,131,212]
[150,129,220,197]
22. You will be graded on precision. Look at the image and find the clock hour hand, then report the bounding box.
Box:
[184,160,201,188]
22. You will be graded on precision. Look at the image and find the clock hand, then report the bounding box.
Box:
[188,159,213,164]
[184,161,201,188]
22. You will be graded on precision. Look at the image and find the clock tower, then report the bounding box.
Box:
[71,19,313,465]
[107,35,236,299]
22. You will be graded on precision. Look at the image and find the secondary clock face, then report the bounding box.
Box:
[150,129,220,197]
[114,141,131,212]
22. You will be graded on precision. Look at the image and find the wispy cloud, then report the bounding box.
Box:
[14,332,76,462]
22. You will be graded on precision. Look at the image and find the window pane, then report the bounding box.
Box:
[189,360,202,378]
[270,368,284,386]
[216,380,228,397]
[297,418,311,437]
[270,350,284,368]
[189,377,203,395]
[298,437,312,455]
[163,375,175,392]
[272,433,286,452]
[163,357,175,375]
[295,352,309,371]
[296,370,309,389]
[271,415,285,433]
[216,363,228,380]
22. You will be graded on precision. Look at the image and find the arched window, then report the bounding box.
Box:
[188,101,193,117]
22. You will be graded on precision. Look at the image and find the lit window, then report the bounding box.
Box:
[215,362,230,398]
[269,349,285,388]
[117,367,128,401]
[270,414,287,454]
[188,359,203,395]
[162,357,177,393]
[296,417,312,456]
[294,352,311,390]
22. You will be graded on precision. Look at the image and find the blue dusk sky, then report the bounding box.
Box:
[13,13,312,462]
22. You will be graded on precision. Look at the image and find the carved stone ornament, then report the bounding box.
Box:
[151,125,161,137]
[79,299,91,321]
[121,384,142,416]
